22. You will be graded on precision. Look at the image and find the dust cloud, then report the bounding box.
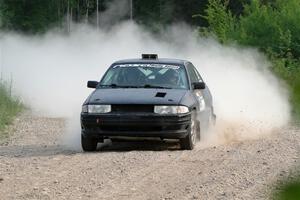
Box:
[0,21,290,149]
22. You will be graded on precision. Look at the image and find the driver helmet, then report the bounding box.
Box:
[164,69,180,85]
[124,67,141,85]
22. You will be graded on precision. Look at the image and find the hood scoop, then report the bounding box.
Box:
[155,92,166,98]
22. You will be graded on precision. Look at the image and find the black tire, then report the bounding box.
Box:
[212,113,216,126]
[81,135,98,152]
[196,119,201,141]
[204,108,216,132]
[207,113,216,130]
[180,113,198,150]
[210,107,216,126]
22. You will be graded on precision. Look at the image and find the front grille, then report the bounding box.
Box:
[84,123,186,132]
[101,125,162,132]
[111,104,154,113]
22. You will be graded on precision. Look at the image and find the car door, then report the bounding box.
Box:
[193,66,213,110]
[186,63,212,125]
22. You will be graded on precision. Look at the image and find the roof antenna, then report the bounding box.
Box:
[142,54,158,59]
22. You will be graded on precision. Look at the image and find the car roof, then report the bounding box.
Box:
[112,58,189,66]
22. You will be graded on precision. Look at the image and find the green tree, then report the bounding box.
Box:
[199,0,300,118]
[199,0,236,43]
[0,0,60,33]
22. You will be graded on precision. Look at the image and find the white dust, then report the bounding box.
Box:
[0,22,290,150]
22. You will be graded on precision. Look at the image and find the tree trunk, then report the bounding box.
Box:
[86,0,89,24]
[96,0,99,29]
[130,0,133,20]
[77,0,80,22]
[67,0,70,33]
[57,0,61,27]
[70,7,72,32]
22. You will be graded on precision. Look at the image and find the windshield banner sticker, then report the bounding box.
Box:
[114,64,180,70]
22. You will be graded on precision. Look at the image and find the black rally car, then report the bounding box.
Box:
[81,54,216,151]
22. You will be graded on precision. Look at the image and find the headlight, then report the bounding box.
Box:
[82,105,111,113]
[199,96,206,112]
[195,93,206,112]
[82,105,88,113]
[154,105,189,114]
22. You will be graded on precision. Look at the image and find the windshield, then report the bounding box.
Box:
[99,63,189,89]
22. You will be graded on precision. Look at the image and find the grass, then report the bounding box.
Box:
[271,57,300,121]
[0,81,23,140]
[290,83,300,120]
[273,176,300,200]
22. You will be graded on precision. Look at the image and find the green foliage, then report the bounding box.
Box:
[200,0,236,43]
[0,0,101,33]
[271,58,300,119]
[200,0,300,120]
[0,0,60,33]
[238,0,284,51]
[0,0,219,33]
[201,0,300,59]
[0,81,23,138]
[133,0,209,30]
[237,0,300,58]
[273,177,300,200]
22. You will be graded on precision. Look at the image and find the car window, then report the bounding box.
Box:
[187,63,199,83]
[100,63,189,89]
[192,66,203,82]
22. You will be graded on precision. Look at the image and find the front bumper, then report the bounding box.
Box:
[81,113,191,139]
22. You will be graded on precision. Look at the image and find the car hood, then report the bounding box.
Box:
[87,88,188,105]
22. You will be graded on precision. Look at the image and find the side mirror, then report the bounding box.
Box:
[193,82,206,90]
[87,81,99,88]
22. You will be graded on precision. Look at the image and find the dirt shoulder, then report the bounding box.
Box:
[0,114,299,200]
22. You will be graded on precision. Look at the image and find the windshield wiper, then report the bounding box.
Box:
[98,84,118,88]
[143,84,172,89]
[99,84,172,89]
[99,84,140,88]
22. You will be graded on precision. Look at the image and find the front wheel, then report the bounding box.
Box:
[180,113,198,150]
[81,135,98,152]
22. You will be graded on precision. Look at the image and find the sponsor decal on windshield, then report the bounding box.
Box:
[114,64,180,70]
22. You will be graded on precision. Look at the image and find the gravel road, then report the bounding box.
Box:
[0,113,299,200]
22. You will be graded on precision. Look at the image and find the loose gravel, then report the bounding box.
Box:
[0,113,299,200]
